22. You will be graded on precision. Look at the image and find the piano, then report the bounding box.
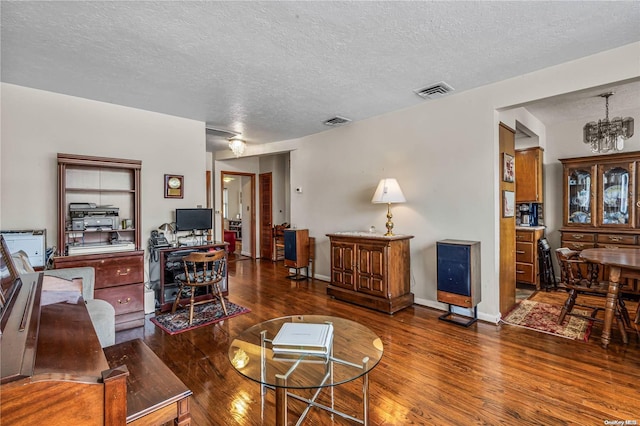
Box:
[0,236,192,425]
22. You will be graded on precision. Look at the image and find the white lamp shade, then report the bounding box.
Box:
[371,178,406,204]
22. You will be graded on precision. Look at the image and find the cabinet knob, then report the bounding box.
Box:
[117,297,131,304]
[637,201,640,208]
[608,236,622,242]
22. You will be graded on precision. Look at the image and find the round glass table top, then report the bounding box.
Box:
[228,315,383,389]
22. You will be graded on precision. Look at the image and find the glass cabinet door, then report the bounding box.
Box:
[598,163,634,227]
[566,167,594,226]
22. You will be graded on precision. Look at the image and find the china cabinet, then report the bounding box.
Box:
[515,147,544,203]
[560,151,640,251]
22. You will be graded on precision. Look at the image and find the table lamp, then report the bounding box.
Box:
[158,222,176,246]
[371,178,406,236]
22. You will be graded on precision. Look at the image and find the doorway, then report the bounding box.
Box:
[220,171,256,259]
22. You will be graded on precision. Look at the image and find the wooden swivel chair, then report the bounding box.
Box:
[555,248,632,342]
[172,250,228,325]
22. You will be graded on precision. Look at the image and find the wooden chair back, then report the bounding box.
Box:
[182,250,226,286]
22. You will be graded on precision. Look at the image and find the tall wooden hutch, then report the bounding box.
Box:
[54,153,144,331]
[560,151,640,251]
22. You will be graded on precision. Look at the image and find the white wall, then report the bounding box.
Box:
[218,42,640,322]
[0,83,208,282]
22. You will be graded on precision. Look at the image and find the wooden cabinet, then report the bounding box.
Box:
[284,229,309,269]
[55,153,144,331]
[515,147,544,203]
[560,151,640,250]
[327,233,413,314]
[54,250,145,330]
[515,227,545,289]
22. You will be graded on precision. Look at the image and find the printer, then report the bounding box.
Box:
[70,203,119,231]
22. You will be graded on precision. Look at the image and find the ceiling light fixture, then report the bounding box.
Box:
[229,139,246,157]
[583,92,634,153]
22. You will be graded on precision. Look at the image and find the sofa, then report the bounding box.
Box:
[11,251,116,347]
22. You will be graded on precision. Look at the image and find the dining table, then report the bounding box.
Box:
[579,247,640,348]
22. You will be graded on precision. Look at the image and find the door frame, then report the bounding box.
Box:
[220,171,256,258]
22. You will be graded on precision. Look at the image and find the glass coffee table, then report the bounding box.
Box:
[229,315,383,425]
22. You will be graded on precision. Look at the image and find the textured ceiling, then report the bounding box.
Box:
[2,1,639,152]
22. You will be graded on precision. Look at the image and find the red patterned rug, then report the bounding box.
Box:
[151,299,250,335]
[502,299,593,341]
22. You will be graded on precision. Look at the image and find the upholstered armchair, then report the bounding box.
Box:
[11,251,116,347]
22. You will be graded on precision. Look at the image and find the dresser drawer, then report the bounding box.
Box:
[597,234,637,246]
[515,231,534,242]
[561,240,596,251]
[54,251,144,289]
[515,242,534,263]
[515,262,534,283]
[95,283,144,316]
[562,232,595,243]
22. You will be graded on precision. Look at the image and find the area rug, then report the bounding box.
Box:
[502,299,593,342]
[151,300,250,335]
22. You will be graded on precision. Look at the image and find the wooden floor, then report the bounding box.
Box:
[124,258,640,425]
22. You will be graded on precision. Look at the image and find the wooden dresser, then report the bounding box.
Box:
[515,227,545,289]
[326,233,414,314]
[54,250,145,331]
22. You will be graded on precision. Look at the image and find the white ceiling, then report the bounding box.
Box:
[2,1,639,152]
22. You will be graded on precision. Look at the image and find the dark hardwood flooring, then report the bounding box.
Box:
[122,258,640,425]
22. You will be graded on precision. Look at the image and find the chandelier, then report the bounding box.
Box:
[583,92,634,153]
[228,139,246,157]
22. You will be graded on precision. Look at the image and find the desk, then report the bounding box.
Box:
[579,248,640,348]
[228,315,383,425]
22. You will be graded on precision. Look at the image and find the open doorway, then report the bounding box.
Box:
[220,171,256,259]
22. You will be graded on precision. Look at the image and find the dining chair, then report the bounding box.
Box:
[171,250,228,325]
[272,223,289,261]
[555,248,631,342]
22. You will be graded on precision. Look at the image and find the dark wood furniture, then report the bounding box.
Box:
[327,232,414,314]
[515,227,545,289]
[515,147,544,203]
[158,243,228,312]
[55,153,144,331]
[54,250,145,331]
[171,250,228,324]
[560,151,640,250]
[104,339,192,426]
[0,262,192,425]
[579,247,640,348]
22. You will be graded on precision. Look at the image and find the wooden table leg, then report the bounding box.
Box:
[602,266,621,349]
[275,374,287,426]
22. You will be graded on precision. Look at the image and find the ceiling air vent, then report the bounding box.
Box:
[323,116,351,127]
[414,81,455,100]
[205,126,240,139]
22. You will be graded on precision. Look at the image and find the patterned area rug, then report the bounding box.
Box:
[151,299,250,335]
[502,299,593,341]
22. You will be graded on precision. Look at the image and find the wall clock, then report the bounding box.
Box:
[164,174,184,199]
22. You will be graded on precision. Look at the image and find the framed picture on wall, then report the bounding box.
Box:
[503,153,515,182]
[503,190,515,217]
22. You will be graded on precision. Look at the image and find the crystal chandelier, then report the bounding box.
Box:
[583,92,634,153]
[228,139,246,157]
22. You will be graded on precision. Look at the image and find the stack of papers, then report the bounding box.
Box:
[272,322,334,356]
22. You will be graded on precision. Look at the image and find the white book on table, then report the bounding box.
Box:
[271,322,333,355]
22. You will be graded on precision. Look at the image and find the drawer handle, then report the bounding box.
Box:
[117,297,131,305]
[608,236,622,242]
[516,271,525,274]
[515,250,525,254]
[116,268,131,276]
[572,243,585,249]
[571,234,584,240]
